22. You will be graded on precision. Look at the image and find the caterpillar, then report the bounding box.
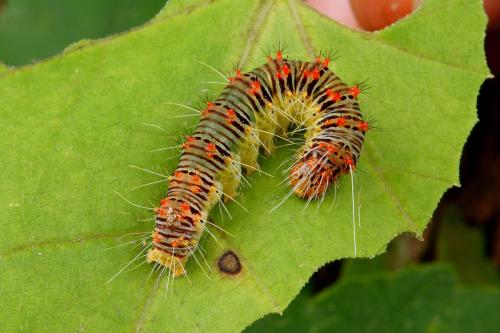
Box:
[146,50,368,278]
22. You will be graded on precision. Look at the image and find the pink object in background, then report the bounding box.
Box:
[305,0,418,31]
[306,0,360,29]
[306,0,499,31]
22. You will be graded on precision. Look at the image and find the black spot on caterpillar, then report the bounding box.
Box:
[147,50,368,277]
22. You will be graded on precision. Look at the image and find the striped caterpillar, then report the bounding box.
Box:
[146,50,368,277]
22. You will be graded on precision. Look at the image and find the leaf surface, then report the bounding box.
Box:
[0,0,489,332]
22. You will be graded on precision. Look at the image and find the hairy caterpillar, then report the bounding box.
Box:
[146,50,368,278]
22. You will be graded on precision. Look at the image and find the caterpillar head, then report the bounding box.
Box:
[290,156,335,199]
[290,142,356,199]
[146,206,196,277]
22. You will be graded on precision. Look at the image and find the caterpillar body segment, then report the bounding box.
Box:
[147,54,368,277]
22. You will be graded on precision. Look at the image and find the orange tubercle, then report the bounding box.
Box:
[205,142,216,158]
[182,136,196,149]
[349,85,360,97]
[326,88,342,102]
[249,80,261,94]
[225,108,237,124]
[205,143,216,152]
[336,117,346,126]
[359,121,369,132]
[281,65,290,77]
[156,207,167,218]
[191,174,202,185]
[180,202,190,213]
[153,232,162,243]
[344,156,355,169]
[228,69,242,82]
[311,68,320,80]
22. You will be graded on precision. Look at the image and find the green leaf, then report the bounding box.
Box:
[245,265,500,333]
[0,0,166,66]
[0,0,489,332]
[435,207,500,285]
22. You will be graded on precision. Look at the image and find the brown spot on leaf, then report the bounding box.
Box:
[218,250,241,275]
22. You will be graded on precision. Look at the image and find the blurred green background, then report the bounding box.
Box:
[0,0,165,66]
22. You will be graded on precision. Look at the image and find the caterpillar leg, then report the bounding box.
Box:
[219,154,242,202]
[239,129,261,174]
